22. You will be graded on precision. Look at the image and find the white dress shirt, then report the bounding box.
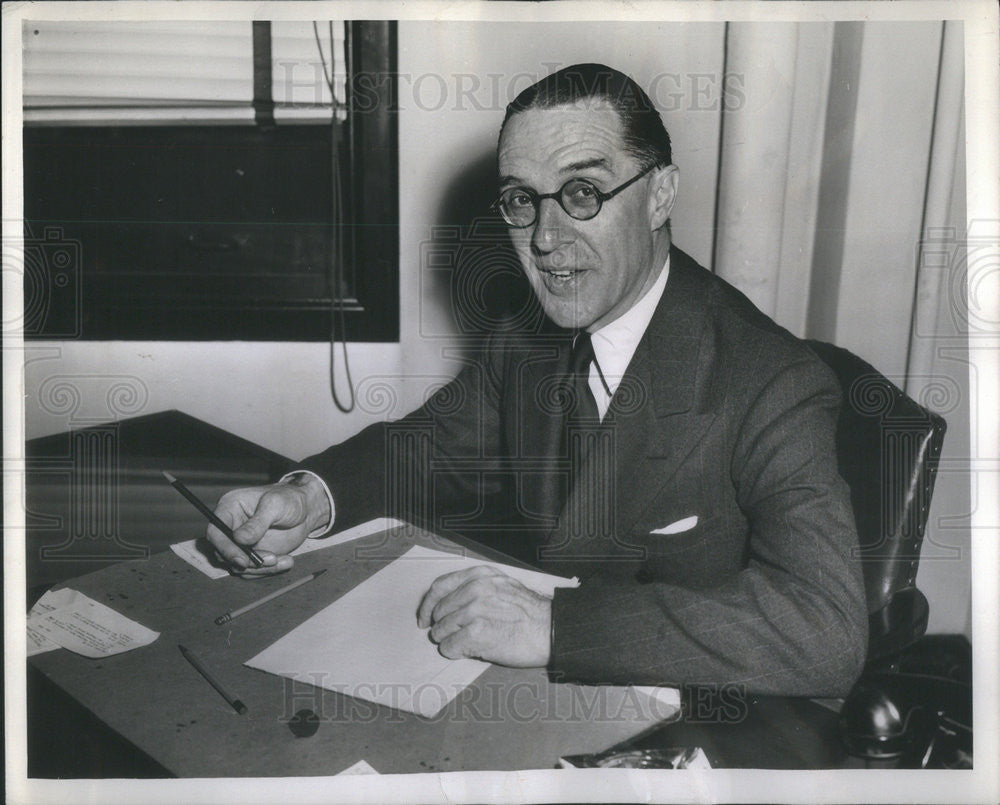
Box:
[587,255,670,420]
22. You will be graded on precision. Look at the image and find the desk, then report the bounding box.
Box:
[30,526,681,776]
[25,411,676,776]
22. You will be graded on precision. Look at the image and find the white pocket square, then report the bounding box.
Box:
[650,516,699,535]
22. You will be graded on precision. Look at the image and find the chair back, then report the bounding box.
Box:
[806,341,947,664]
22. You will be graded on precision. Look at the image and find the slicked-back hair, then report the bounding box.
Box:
[500,63,672,171]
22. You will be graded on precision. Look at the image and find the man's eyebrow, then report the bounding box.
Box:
[559,157,613,175]
[498,174,527,188]
[498,158,615,188]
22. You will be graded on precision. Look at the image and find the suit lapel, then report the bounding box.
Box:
[576,248,720,540]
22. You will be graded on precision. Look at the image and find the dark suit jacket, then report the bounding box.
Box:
[301,247,868,697]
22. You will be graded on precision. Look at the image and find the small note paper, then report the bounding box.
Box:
[26,588,159,658]
[27,588,80,656]
[171,517,409,579]
[246,545,580,717]
[337,759,379,775]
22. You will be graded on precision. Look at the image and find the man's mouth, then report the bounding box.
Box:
[538,267,584,283]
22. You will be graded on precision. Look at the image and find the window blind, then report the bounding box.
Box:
[22,20,346,125]
[272,21,346,122]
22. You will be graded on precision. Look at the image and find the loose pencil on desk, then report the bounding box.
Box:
[215,569,328,625]
[178,644,248,715]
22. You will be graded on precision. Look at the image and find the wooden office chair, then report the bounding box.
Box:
[806,341,947,668]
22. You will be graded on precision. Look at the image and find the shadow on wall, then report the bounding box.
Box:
[428,149,547,345]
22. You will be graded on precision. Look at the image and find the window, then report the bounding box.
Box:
[22,20,398,341]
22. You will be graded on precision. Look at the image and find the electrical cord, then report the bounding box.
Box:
[314,20,355,412]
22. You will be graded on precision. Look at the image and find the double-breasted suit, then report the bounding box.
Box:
[302,247,868,697]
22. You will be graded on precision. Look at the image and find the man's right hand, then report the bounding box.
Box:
[206,476,331,577]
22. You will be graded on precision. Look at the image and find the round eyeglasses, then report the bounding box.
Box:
[492,164,657,228]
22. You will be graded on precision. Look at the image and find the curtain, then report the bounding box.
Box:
[709,20,970,636]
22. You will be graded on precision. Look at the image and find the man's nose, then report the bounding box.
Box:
[531,198,573,254]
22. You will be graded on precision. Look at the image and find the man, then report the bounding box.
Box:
[208,64,868,697]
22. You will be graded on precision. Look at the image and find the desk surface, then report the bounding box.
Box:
[29,526,672,776]
[26,410,852,776]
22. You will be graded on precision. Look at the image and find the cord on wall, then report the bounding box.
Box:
[315,21,355,413]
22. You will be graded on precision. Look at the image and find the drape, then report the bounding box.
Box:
[709,20,970,636]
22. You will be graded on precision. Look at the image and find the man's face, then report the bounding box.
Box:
[497,101,662,332]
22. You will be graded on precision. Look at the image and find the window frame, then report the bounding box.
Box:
[343,20,398,343]
[22,20,398,343]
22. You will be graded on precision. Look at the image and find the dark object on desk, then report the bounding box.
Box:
[807,340,947,666]
[25,409,293,593]
[838,634,972,769]
[838,672,972,768]
[288,709,321,739]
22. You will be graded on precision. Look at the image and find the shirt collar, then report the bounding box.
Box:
[589,254,670,393]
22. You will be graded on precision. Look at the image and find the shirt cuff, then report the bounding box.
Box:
[278,470,335,538]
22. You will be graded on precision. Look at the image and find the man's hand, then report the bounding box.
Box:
[206,476,330,577]
[416,566,552,667]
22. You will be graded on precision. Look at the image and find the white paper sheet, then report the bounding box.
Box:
[245,545,581,717]
[633,685,681,714]
[26,588,159,658]
[26,588,82,656]
[171,517,409,579]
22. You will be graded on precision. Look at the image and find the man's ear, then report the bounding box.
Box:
[647,164,679,231]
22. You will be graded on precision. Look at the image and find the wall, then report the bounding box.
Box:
[23,20,972,635]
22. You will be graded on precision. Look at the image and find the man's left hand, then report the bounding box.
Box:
[416,566,552,668]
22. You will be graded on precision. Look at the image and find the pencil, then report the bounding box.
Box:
[178,644,248,715]
[215,569,328,625]
[162,470,264,568]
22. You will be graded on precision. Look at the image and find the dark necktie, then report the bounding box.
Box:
[568,331,599,425]
[561,332,601,510]
[538,332,603,531]
[538,331,608,552]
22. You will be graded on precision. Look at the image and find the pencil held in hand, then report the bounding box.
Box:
[162,470,264,568]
